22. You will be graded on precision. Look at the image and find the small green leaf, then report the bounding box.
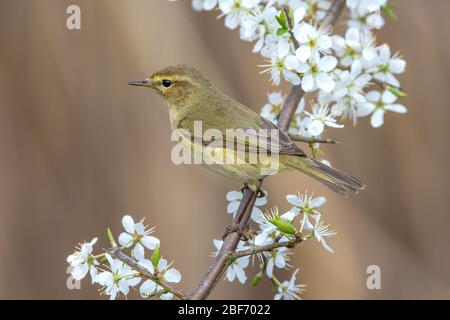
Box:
[251,272,263,287]
[276,27,288,36]
[151,245,161,267]
[107,228,117,247]
[382,4,397,20]
[387,86,407,98]
[276,11,288,29]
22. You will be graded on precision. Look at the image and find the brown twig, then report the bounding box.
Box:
[289,134,340,144]
[189,189,257,299]
[189,0,346,300]
[320,0,346,28]
[232,234,303,259]
[108,247,189,300]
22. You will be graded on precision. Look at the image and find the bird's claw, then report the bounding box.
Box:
[256,189,266,198]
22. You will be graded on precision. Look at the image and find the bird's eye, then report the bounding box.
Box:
[162,79,172,88]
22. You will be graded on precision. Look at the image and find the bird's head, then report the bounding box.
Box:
[128,64,212,105]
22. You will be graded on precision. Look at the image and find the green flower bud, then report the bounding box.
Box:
[107,228,117,247]
[151,245,161,267]
[387,86,407,98]
[251,272,263,287]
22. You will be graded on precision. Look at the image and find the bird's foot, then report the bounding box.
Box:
[222,224,248,241]
[256,189,266,198]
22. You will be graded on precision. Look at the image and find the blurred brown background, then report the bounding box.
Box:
[0,0,449,299]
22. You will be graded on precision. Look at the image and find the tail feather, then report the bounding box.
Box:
[288,157,365,195]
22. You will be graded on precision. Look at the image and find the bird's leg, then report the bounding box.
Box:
[256,189,266,198]
[256,179,265,198]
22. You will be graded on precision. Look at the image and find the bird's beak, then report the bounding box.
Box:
[128,79,151,87]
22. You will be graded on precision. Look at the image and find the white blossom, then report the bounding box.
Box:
[287,191,326,230]
[192,0,218,11]
[332,28,376,67]
[358,89,407,127]
[226,190,267,223]
[213,239,250,284]
[67,238,99,283]
[371,44,406,87]
[321,60,372,123]
[304,103,343,136]
[294,23,332,62]
[274,269,306,300]
[218,0,262,30]
[308,215,337,253]
[139,258,182,300]
[297,55,338,92]
[264,247,290,277]
[260,53,301,86]
[95,254,141,300]
[260,92,285,124]
[347,0,387,31]
[118,215,160,260]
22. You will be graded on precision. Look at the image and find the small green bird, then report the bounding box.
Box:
[129,65,364,195]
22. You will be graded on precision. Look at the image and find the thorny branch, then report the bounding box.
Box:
[232,233,303,259]
[108,247,189,300]
[289,134,340,144]
[188,0,347,300]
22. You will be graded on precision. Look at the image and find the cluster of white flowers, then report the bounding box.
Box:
[190,2,406,298]
[192,0,406,144]
[67,215,181,300]
[218,189,336,299]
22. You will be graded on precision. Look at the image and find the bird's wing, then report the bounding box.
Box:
[175,93,306,157]
[258,117,306,157]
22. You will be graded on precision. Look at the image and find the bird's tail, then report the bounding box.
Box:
[285,156,365,195]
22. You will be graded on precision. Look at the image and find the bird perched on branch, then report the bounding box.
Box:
[129,65,364,195]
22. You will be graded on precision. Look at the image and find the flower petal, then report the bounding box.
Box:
[316,72,335,92]
[356,103,375,117]
[157,258,168,272]
[318,56,337,72]
[164,268,182,283]
[371,109,385,128]
[366,90,381,102]
[226,190,242,201]
[141,236,160,250]
[310,196,326,208]
[308,119,325,136]
[386,104,407,113]
[160,292,174,300]
[286,195,304,207]
[317,35,332,50]
[227,201,240,214]
[382,90,397,104]
[139,259,155,274]
[140,280,157,298]
[265,259,274,278]
[122,215,135,234]
[234,265,247,284]
[296,46,311,63]
[283,70,301,86]
[133,243,145,261]
[118,232,133,247]
[301,74,315,92]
